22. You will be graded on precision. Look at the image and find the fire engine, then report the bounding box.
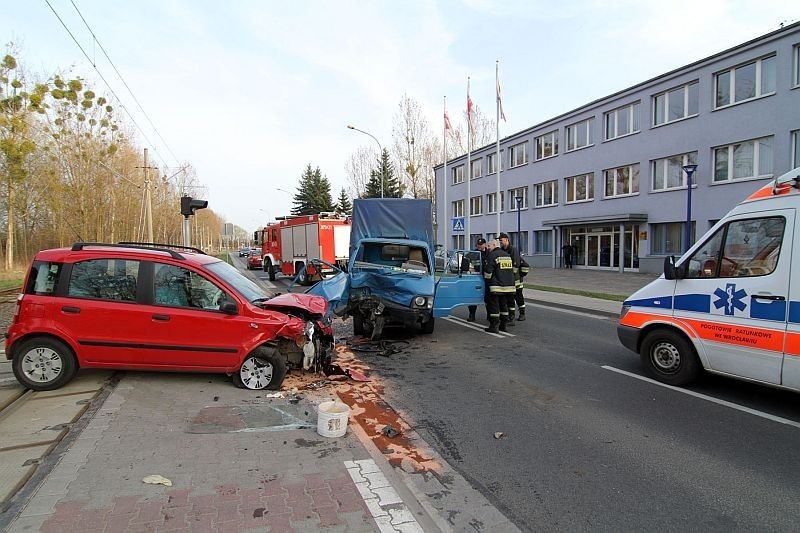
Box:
[255,213,351,282]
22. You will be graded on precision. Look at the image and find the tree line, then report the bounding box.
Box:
[0,47,226,271]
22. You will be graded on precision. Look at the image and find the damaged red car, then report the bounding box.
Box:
[5,243,334,391]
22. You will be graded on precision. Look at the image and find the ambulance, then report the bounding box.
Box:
[618,166,800,391]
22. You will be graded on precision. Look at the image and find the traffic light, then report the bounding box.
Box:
[180,196,208,217]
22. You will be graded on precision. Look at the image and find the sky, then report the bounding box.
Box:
[3,0,798,232]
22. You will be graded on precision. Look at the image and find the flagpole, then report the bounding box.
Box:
[466,77,471,250]
[443,96,448,260]
[496,61,501,236]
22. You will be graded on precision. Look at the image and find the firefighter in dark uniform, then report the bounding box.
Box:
[498,233,529,322]
[467,238,488,322]
[483,239,516,333]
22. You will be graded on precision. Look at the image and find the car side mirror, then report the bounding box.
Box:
[664,255,686,280]
[220,301,238,315]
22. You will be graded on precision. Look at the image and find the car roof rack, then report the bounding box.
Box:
[71,242,195,260]
[118,241,206,255]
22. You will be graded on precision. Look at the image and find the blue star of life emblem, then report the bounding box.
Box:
[713,283,747,316]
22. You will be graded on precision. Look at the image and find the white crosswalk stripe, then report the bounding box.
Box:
[444,316,515,337]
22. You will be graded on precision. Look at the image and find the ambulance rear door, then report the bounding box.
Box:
[674,209,793,384]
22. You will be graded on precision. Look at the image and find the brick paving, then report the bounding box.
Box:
[7,373,378,532]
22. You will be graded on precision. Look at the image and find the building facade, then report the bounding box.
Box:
[434,23,800,273]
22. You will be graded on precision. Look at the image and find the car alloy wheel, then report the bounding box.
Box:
[21,346,64,384]
[238,356,274,390]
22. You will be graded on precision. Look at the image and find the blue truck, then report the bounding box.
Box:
[306,198,484,339]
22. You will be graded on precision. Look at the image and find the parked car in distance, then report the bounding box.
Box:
[5,242,334,391]
[238,247,250,257]
[247,249,263,270]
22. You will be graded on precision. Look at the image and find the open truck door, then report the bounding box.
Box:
[433,250,485,318]
[296,259,351,318]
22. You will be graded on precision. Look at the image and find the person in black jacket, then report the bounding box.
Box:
[467,238,488,322]
[499,233,529,322]
[483,239,516,333]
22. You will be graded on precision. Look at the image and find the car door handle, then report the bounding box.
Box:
[751,294,786,301]
[61,306,81,314]
[152,314,171,321]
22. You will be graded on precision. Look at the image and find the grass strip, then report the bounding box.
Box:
[523,283,627,302]
[0,278,24,290]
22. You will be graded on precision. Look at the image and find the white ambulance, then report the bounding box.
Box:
[618,166,800,391]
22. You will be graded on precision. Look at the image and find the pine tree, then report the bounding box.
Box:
[335,188,352,214]
[291,164,335,215]
[362,149,404,198]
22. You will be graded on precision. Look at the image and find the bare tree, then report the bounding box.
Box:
[446,105,497,159]
[391,94,435,199]
[344,146,377,199]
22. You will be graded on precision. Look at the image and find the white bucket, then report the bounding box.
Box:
[317,400,350,438]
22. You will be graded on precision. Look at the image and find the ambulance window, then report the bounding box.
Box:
[719,217,784,277]
[686,228,724,278]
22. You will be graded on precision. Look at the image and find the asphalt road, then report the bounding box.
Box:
[353,306,800,532]
[241,256,800,532]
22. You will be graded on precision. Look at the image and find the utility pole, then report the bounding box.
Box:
[136,148,159,243]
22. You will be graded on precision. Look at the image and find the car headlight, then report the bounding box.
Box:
[619,305,630,320]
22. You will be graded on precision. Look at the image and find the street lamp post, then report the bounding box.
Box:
[682,164,698,253]
[347,124,384,198]
[515,196,523,255]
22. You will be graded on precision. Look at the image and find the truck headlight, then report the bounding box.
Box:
[412,295,432,309]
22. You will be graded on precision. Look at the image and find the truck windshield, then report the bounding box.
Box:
[351,243,430,274]
[205,260,270,302]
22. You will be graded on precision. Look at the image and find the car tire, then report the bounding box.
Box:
[421,317,435,334]
[640,329,701,386]
[232,347,287,390]
[12,337,78,391]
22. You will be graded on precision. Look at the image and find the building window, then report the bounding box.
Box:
[653,82,699,126]
[509,142,528,168]
[604,164,640,197]
[507,187,528,209]
[452,199,464,218]
[487,152,503,174]
[509,231,529,254]
[714,55,776,109]
[535,131,559,160]
[452,165,464,184]
[604,102,640,140]
[534,180,558,207]
[794,44,800,88]
[651,222,695,255]
[534,231,551,254]
[566,118,593,151]
[486,191,505,213]
[452,235,465,250]
[470,195,482,216]
[713,137,773,183]
[470,159,482,179]
[565,173,594,203]
[652,152,698,191]
[793,130,800,168]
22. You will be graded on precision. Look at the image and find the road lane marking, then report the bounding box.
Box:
[344,459,424,532]
[602,365,800,430]
[526,302,610,320]
[444,316,514,338]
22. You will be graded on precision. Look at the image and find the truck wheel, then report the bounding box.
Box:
[640,329,701,386]
[421,317,435,334]
[352,313,365,336]
[268,264,276,281]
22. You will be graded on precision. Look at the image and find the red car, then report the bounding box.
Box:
[5,242,334,391]
[247,249,263,270]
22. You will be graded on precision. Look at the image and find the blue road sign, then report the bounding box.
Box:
[452,217,465,232]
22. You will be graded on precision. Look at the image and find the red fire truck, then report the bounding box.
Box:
[255,213,351,282]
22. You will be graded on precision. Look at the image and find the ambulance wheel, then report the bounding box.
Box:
[640,329,700,386]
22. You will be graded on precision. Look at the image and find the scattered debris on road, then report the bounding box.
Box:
[142,475,172,487]
[494,432,504,440]
[382,424,400,438]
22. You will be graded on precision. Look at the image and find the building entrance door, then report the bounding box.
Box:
[586,233,614,269]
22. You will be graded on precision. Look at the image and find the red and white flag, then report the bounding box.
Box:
[496,63,506,122]
[467,78,475,134]
[444,110,452,132]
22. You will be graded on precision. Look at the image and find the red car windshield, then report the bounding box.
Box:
[205,260,269,302]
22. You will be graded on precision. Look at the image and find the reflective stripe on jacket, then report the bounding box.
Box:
[484,248,516,293]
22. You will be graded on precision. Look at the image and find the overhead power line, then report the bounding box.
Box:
[68,0,181,165]
[42,0,170,169]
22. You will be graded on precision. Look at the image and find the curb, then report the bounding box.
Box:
[524,297,620,319]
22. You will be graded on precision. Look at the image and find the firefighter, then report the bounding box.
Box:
[499,232,529,322]
[483,239,516,333]
[467,238,488,322]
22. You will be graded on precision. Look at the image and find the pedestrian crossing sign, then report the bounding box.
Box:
[452,217,465,232]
